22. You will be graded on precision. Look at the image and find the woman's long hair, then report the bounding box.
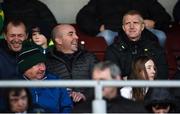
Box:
[129,55,157,102]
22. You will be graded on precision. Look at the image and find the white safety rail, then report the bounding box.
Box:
[0,80,179,113]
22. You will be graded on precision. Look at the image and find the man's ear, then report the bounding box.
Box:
[141,23,145,31]
[25,33,28,40]
[122,25,125,31]
[55,38,62,45]
[3,33,7,40]
[115,75,121,80]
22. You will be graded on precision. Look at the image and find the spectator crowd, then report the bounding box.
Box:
[0,0,180,113]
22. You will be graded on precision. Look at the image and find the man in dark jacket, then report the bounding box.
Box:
[0,20,28,110]
[17,40,73,113]
[76,0,171,46]
[46,24,98,103]
[0,20,28,80]
[73,61,146,113]
[105,10,168,79]
[2,0,57,31]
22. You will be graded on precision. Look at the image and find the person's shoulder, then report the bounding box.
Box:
[118,96,147,112]
[45,72,60,80]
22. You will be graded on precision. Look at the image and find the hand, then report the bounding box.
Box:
[69,91,86,102]
[99,24,105,32]
[144,20,155,29]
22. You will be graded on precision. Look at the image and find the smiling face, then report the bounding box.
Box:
[4,22,27,52]
[55,25,79,54]
[122,14,144,41]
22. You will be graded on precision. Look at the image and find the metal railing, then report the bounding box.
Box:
[0,80,179,113]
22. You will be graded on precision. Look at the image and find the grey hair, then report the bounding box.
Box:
[93,61,121,79]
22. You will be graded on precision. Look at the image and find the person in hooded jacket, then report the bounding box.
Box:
[144,88,177,113]
[105,10,168,79]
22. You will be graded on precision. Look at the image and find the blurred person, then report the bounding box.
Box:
[0,3,4,39]
[3,87,46,113]
[120,55,157,101]
[73,61,146,113]
[47,24,98,103]
[76,0,171,46]
[105,10,168,79]
[17,40,73,113]
[144,88,177,113]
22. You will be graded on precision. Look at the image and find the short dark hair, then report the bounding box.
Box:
[5,87,32,112]
[3,19,27,34]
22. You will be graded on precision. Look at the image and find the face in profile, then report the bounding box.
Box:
[122,14,144,41]
[57,25,79,54]
[9,89,28,113]
[24,62,46,80]
[144,59,156,80]
[5,23,27,52]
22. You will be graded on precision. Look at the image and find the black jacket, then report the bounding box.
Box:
[73,95,146,113]
[105,30,168,79]
[2,0,57,30]
[173,0,180,23]
[46,47,98,99]
[76,0,171,35]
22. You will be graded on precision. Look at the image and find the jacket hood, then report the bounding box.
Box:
[144,88,176,111]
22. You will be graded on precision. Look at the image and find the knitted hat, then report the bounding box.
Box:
[30,22,51,44]
[18,40,46,74]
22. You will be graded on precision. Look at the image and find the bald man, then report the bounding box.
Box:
[46,24,98,103]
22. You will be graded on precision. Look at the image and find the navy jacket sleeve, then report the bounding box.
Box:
[76,0,101,35]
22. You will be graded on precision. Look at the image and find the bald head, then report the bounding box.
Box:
[52,24,79,54]
[52,24,75,40]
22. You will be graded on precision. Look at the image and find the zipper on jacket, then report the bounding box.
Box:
[35,91,38,103]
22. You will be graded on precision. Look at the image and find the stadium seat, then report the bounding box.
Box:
[165,23,180,79]
[72,24,108,61]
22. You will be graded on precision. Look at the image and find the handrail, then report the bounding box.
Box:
[0,80,179,113]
